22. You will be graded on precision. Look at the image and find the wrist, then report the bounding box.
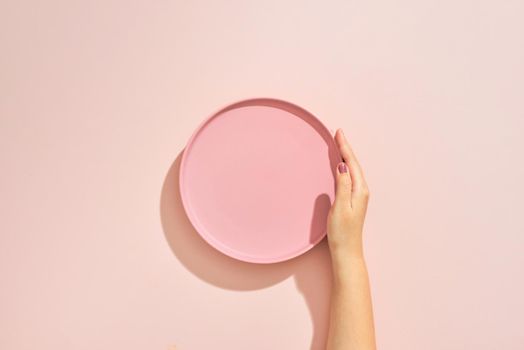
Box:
[331,250,365,268]
[330,249,367,282]
[329,236,364,262]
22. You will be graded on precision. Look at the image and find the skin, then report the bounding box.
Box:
[326,129,376,350]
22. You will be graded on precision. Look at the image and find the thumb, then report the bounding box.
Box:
[334,161,352,206]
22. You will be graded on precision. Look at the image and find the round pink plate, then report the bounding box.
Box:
[179,98,340,263]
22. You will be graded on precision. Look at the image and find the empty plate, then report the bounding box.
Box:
[179,98,340,263]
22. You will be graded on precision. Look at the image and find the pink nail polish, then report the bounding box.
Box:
[338,163,348,173]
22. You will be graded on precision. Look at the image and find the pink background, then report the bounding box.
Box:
[1,0,523,349]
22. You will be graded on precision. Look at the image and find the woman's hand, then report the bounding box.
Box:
[326,128,376,350]
[327,129,370,263]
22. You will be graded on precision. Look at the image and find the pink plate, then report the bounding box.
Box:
[179,98,340,263]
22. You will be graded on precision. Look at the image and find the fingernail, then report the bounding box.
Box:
[338,162,348,173]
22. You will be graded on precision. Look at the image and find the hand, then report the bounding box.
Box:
[327,129,370,264]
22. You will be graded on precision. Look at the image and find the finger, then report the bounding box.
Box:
[335,129,367,195]
[334,161,352,207]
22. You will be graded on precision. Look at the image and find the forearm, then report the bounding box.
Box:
[327,251,376,350]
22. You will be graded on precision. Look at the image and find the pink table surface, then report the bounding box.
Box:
[1,0,523,349]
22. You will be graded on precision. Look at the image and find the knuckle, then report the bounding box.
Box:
[332,201,352,215]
